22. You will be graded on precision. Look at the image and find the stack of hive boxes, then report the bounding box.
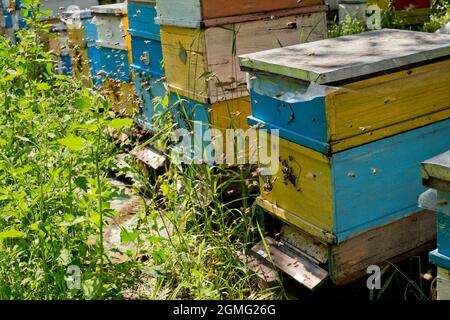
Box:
[1,0,19,44]
[91,3,134,116]
[65,8,97,86]
[239,29,450,286]
[48,22,73,75]
[154,0,328,162]
[127,0,166,130]
[420,151,450,300]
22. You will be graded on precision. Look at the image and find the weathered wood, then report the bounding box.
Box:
[331,210,436,285]
[236,251,280,288]
[437,267,450,300]
[131,146,166,170]
[280,224,328,264]
[252,237,328,290]
[161,10,327,104]
[202,5,328,27]
[421,150,450,190]
[239,29,450,85]
[155,0,324,28]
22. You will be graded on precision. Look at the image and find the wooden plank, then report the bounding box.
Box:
[280,224,328,264]
[239,29,450,85]
[328,58,450,143]
[236,251,280,288]
[256,198,335,244]
[421,150,450,189]
[160,26,209,103]
[202,5,328,27]
[252,237,328,290]
[331,210,436,285]
[205,11,327,103]
[131,146,166,170]
[201,0,324,20]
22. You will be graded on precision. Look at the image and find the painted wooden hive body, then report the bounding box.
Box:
[159,7,328,105]
[240,29,450,154]
[48,22,73,75]
[437,267,450,300]
[91,3,132,82]
[367,0,430,25]
[256,119,450,244]
[154,0,325,28]
[420,150,450,271]
[167,94,252,164]
[81,14,104,87]
[65,9,94,86]
[368,0,430,10]
[128,0,166,130]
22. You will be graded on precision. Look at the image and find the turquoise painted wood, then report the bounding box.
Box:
[430,249,450,270]
[331,118,450,242]
[130,31,163,77]
[87,46,103,87]
[3,9,12,28]
[169,93,214,163]
[155,0,201,28]
[82,17,98,46]
[247,74,328,153]
[128,1,160,40]
[98,47,131,82]
[133,66,167,131]
[59,55,73,75]
[419,189,450,257]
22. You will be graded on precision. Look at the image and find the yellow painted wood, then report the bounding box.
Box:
[367,0,390,10]
[103,78,136,117]
[326,59,450,153]
[160,26,209,103]
[210,97,251,131]
[123,16,133,65]
[257,198,335,243]
[161,11,327,104]
[210,97,252,162]
[259,137,334,233]
[67,28,92,87]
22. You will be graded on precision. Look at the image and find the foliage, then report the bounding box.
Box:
[422,0,450,32]
[0,0,138,299]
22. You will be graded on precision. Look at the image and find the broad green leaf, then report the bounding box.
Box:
[58,136,85,151]
[36,83,51,91]
[0,229,25,239]
[108,118,133,130]
[120,229,138,244]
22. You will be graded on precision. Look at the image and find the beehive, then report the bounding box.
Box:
[257,119,450,243]
[240,29,450,154]
[128,0,165,130]
[420,150,450,281]
[48,22,73,75]
[160,7,328,104]
[155,0,325,28]
[65,9,94,86]
[91,3,132,68]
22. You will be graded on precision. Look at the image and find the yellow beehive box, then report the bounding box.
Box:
[160,7,327,104]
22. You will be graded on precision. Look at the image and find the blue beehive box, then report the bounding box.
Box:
[420,150,450,270]
[81,15,104,86]
[98,46,131,82]
[128,0,165,130]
